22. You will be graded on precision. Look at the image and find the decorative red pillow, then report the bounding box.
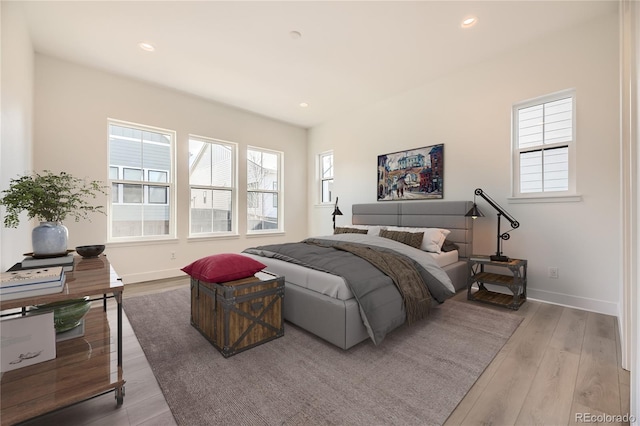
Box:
[181,253,267,283]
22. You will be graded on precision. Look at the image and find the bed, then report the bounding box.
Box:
[243,200,473,350]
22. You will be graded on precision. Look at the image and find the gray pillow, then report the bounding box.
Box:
[441,239,459,252]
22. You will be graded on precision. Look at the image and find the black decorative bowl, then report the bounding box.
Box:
[75,245,105,258]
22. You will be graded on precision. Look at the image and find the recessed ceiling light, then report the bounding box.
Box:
[461,16,478,29]
[299,102,309,108]
[138,42,155,52]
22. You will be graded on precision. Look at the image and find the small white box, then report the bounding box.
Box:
[1,311,56,372]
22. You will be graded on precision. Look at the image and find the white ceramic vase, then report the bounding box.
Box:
[32,222,68,257]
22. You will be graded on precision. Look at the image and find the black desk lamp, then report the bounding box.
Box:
[465,188,519,262]
[332,197,343,230]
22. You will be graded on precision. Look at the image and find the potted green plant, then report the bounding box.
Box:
[0,170,107,257]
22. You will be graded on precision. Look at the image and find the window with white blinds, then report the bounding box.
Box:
[513,90,576,196]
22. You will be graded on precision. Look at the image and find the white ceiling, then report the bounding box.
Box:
[19,1,617,128]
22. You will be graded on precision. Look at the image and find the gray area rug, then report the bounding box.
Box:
[123,287,522,425]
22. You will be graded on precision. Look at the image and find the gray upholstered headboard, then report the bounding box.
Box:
[351,201,474,258]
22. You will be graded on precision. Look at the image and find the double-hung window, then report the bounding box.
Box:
[108,120,175,240]
[188,136,236,235]
[512,90,576,197]
[247,147,282,233]
[319,151,334,204]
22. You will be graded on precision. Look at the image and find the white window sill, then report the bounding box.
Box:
[106,237,179,248]
[188,233,240,242]
[508,194,582,204]
[246,232,286,238]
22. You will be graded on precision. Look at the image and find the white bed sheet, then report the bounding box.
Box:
[430,249,459,268]
[244,249,458,302]
[244,253,352,300]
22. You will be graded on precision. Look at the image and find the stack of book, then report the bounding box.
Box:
[0,267,66,301]
[21,253,75,272]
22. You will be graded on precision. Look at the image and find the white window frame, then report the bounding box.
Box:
[188,135,238,237]
[511,89,579,202]
[246,146,284,234]
[319,151,334,204]
[107,119,176,242]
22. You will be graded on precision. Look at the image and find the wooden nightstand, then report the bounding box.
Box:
[467,256,527,310]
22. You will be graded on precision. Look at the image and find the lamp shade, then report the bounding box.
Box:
[465,203,484,219]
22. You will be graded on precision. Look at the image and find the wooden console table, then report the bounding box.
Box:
[0,255,124,425]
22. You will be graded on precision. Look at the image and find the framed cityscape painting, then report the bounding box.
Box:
[377,144,444,201]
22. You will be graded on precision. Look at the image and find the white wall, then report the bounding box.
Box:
[308,13,620,315]
[1,2,34,272]
[33,55,308,283]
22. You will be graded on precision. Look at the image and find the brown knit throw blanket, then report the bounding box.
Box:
[331,243,432,324]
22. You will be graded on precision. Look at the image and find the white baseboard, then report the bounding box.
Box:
[120,268,185,284]
[526,288,618,317]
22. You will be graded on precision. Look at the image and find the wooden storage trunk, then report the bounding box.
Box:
[190,272,284,357]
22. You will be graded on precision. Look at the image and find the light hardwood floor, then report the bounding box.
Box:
[19,278,630,426]
[445,292,630,426]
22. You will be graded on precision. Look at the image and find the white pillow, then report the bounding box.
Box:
[345,225,385,237]
[385,226,450,253]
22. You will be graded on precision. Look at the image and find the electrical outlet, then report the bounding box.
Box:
[170,252,176,260]
[548,267,559,279]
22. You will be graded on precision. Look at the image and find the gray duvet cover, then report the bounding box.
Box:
[243,234,455,345]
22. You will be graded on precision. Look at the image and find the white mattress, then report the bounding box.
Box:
[244,249,458,302]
